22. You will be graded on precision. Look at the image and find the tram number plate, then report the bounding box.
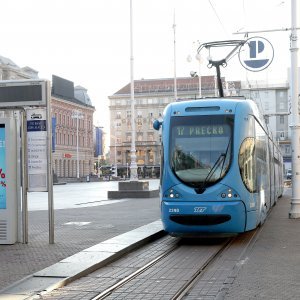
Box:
[194,207,207,213]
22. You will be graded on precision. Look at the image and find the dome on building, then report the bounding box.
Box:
[0,55,19,68]
[74,85,93,106]
[0,55,39,79]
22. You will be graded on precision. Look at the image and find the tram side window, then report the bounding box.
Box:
[239,137,256,192]
[255,120,269,192]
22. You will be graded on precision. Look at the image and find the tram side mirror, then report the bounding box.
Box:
[153,119,162,131]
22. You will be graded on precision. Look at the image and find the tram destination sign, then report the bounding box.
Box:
[174,125,229,137]
[0,80,47,107]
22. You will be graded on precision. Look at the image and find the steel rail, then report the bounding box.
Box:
[171,237,235,300]
[91,243,180,300]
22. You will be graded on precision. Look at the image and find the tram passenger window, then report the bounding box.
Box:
[239,137,256,192]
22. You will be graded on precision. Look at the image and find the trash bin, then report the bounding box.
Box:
[86,175,90,182]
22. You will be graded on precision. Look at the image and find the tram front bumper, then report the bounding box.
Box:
[162,200,246,235]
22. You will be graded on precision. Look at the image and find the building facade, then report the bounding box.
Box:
[51,76,95,178]
[108,76,241,177]
[0,56,96,179]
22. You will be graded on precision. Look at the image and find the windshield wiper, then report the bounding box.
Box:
[195,153,225,194]
[195,137,231,194]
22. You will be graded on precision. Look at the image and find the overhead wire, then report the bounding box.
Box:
[207,0,230,38]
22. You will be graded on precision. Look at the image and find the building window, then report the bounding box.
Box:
[264,91,269,97]
[265,116,269,124]
[116,112,121,119]
[148,133,154,141]
[137,133,143,141]
[280,116,284,124]
[127,120,131,130]
[115,120,122,131]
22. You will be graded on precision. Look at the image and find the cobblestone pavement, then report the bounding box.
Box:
[225,188,300,300]
[0,195,160,291]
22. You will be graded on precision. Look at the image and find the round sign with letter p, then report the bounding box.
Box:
[239,36,274,72]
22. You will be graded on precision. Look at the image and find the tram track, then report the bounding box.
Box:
[84,236,234,300]
[170,238,234,300]
[90,243,179,300]
[38,227,260,300]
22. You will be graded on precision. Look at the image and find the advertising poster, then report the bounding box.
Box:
[0,124,6,209]
[27,108,48,192]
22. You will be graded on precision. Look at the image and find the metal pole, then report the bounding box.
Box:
[130,0,138,181]
[214,75,218,97]
[289,0,300,218]
[173,11,177,101]
[196,53,202,98]
[21,110,28,244]
[76,115,79,179]
[198,61,202,98]
[114,137,118,176]
[46,81,54,244]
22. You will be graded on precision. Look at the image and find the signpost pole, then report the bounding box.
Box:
[21,110,28,243]
[46,81,54,243]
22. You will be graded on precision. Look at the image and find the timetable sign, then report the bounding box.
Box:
[0,80,47,107]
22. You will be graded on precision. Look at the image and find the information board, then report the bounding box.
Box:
[27,108,48,192]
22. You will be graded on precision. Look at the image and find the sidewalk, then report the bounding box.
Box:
[0,194,161,293]
[225,188,300,299]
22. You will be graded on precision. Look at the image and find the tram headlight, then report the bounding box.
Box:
[219,188,239,200]
[165,188,181,199]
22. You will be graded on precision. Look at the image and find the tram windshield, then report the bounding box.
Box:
[170,115,234,188]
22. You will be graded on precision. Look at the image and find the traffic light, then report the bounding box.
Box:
[111,165,117,177]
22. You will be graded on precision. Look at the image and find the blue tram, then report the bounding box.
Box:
[153,98,283,236]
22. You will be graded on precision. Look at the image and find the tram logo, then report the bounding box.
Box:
[194,207,207,213]
[239,36,274,72]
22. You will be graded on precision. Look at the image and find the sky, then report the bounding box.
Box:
[0,0,298,137]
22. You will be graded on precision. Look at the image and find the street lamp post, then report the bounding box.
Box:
[187,42,202,98]
[130,0,138,181]
[72,110,83,179]
[289,0,300,218]
[195,53,202,98]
